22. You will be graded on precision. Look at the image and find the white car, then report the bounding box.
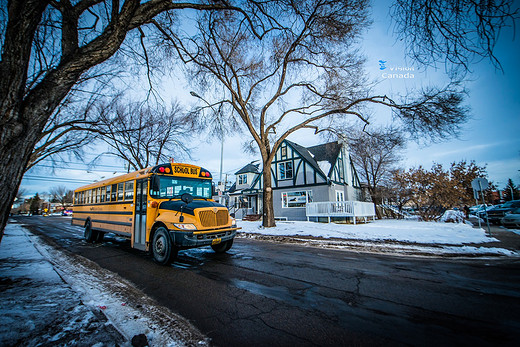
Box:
[501,208,520,229]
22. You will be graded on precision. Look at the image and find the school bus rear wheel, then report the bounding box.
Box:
[84,221,98,243]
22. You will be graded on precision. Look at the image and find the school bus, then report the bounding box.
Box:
[72,162,239,265]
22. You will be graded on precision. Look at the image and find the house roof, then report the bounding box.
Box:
[285,140,342,177]
[235,162,260,175]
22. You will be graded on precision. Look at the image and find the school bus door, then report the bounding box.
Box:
[133,179,147,250]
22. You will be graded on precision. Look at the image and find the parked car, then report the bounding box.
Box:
[487,200,520,224]
[476,204,500,218]
[469,204,488,215]
[501,208,520,229]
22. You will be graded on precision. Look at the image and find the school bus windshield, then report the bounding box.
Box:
[150,176,212,200]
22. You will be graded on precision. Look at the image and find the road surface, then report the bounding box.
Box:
[14,216,520,346]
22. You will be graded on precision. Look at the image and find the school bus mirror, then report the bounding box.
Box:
[150,175,160,192]
[181,193,194,204]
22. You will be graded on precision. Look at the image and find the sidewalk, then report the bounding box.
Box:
[0,222,208,347]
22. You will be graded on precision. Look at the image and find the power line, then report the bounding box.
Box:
[32,164,123,173]
[23,175,96,184]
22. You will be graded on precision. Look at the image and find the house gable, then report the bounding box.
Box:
[235,162,260,191]
[244,139,362,191]
[268,140,328,189]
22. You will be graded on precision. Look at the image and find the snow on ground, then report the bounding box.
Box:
[238,219,495,244]
[237,219,518,256]
[0,223,208,347]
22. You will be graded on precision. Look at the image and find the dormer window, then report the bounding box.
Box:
[238,174,248,185]
[281,145,287,159]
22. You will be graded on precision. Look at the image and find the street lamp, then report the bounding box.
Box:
[190,91,225,193]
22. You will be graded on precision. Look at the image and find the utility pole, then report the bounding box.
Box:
[190,91,225,199]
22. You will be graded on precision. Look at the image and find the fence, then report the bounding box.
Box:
[306,201,376,224]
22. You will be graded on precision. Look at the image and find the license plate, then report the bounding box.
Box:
[212,238,222,245]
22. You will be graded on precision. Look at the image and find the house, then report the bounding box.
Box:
[228,139,364,221]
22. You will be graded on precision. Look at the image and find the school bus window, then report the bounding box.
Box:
[100,186,106,203]
[118,183,124,201]
[81,191,85,204]
[85,190,89,204]
[106,185,111,202]
[125,181,134,201]
[97,188,101,203]
[111,184,117,201]
[150,176,212,199]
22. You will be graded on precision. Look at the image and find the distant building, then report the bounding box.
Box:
[227,139,364,221]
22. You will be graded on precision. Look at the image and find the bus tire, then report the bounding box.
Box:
[152,227,176,265]
[84,221,98,243]
[211,239,233,253]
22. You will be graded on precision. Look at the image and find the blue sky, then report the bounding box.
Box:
[359,1,520,189]
[19,1,520,198]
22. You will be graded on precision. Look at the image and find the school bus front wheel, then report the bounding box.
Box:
[152,227,178,265]
[211,239,234,253]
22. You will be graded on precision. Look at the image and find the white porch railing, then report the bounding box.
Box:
[306,201,376,224]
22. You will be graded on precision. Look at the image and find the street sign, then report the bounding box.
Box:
[471,178,489,191]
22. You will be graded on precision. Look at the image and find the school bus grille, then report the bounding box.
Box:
[199,210,229,228]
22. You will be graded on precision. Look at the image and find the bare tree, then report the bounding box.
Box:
[49,185,73,210]
[94,99,192,170]
[158,1,473,227]
[348,126,405,218]
[391,0,519,76]
[26,92,105,171]
[0,0,259,243]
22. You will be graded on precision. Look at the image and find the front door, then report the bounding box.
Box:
[134,179,147,250]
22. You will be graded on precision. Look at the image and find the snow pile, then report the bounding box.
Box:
[237,219,498,245]
[440,210,466,223]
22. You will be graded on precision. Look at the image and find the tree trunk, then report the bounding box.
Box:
[262,165,276,228]
[370,190,383,219]
[0,122,37,243]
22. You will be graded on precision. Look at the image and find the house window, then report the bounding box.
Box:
[279,161,293,180]
[336,190,345,202]
[282,191,313,208]
[238,174,248,185]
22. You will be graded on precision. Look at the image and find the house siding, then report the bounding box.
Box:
[273,185,330,221]
[231,139,364,221]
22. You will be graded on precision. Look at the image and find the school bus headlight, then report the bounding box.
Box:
[231,218,237,227]
[173,223,197,230]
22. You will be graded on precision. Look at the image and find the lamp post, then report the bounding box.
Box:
[190,91,225,197]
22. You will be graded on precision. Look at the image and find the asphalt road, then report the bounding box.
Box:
[14,216,520,346]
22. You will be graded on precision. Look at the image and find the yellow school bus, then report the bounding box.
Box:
[72,162,239,265]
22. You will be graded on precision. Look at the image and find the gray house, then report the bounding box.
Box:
[228,139,363,221]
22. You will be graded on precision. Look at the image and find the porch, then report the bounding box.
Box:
[306,201,376,224]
